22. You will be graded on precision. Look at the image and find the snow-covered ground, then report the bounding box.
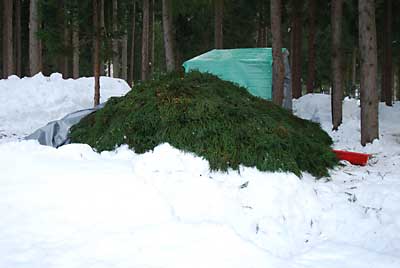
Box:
[0,75,399,268]
[0,73,129,140]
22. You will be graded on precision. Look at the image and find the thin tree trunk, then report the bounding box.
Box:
[100,0,105,76]
[271,0,285,106]
[148,0,154,74]
[63,26,70,78]
[29,0,41,76]
[112,0,120,78]
[351,46,357,90]
[359,0,379,145]
[72,8,80,79]
[256,2,267,47]
[151,0,155,71]
[57,0,65,75]
[331,0,343,130]
[129,1,136,86]
[291,0,303,99]
[121,33,128,81]
[306,0,316,93]
[141,0,150,80]
[162,0,176,72]
[15,0,22,77]
[381,0,392,106]
[93,0,101,106]
[3,0,14,78]
[214,0,223,49]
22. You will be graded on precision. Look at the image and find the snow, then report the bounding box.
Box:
[0,74,399,268]
[0,73,130,139]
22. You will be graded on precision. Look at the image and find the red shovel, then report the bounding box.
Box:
[332,150,371,166]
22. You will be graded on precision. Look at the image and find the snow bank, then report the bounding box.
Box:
[293,93,400,156]
[0,138,399,267]
[0,73,130,138]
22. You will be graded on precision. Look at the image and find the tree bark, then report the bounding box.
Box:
[63,26,70,78]
[291,0,303,99]
[148,0,154,74]
[214,0,223,49]
[271,0,285,106]
[72,8,80,79]
[381,0,392,106]
[29,0,41,76]
[3,0,14,78]
[331,0,343,130]
[162,0,176,72]
[141,0,150,81]
[152,0,155,71]
[15,0,22,77]
[112,0,120,78]
[100,0,105,76]
[306,0,316,93]
[351,46,357,92]
[359,0,379,145]
[256,1,267,47]
[121,33,128,81]
[129,1,136,86]
[93,0,101,106]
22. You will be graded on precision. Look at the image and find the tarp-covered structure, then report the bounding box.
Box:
[183,48,291,107]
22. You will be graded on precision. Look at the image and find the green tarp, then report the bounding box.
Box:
[183,48,275,100]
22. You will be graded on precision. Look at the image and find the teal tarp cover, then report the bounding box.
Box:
[183,48,274,100]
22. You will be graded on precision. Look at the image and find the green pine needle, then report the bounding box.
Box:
[69,71,337,178]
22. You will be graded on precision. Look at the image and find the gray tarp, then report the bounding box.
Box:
[25,103,104,147]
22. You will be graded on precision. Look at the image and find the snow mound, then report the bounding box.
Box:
[294,94,400,155]
[1,139,399,267]
[0,73,130,139]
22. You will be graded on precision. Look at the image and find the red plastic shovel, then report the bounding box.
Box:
[332,150,371,166]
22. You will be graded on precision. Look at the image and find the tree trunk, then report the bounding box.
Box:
[15,0,22,77]
[63,26,70,78]
[29,0,41,76]
[72,9,80,79]
[148,0,154,74]
[271,0,285,106]
[256,1,267,47]
[291,0,303,99]
[214,0,223,49]
[351,46,357,91]
[112,0,120,78]
[121,33,128,81]
[129,1,136,86]
[100,0,105,76]
[359,0,379,145]
[93,0,101,106]
[152,0,155,71]
[3,0,14,78]
[306,0,316,93]
[331,0,343,130]
[141,0,150,81]
[381,0,392,106]
[162,0,176,72]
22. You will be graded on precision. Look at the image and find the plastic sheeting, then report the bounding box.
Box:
[25,104,104,147]
[182,48,292,110]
